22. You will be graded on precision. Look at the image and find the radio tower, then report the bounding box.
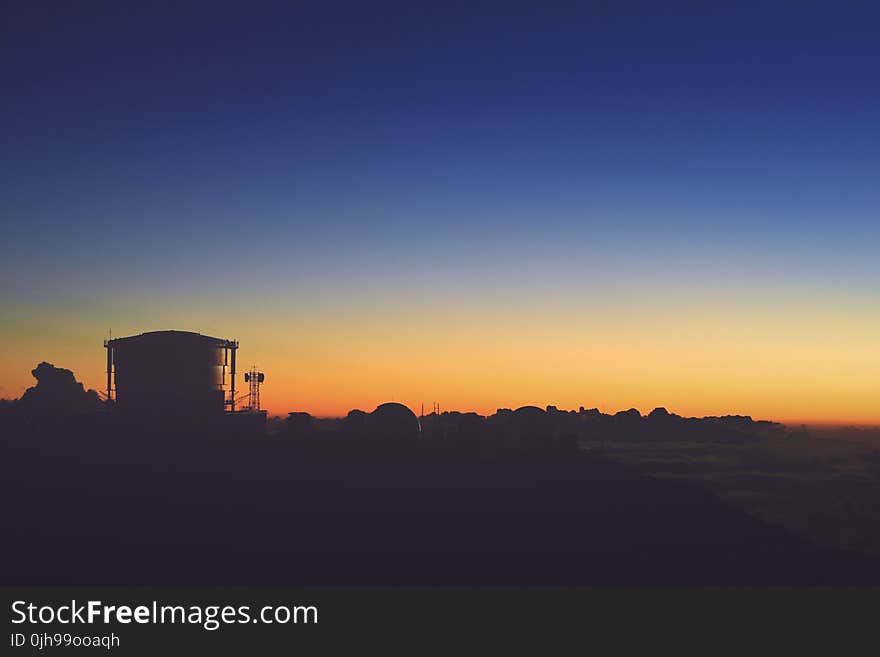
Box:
[243,366,265,411]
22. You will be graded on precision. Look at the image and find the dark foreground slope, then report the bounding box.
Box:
[3,426,880,586]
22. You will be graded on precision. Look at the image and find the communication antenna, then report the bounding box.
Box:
[243,366,265,411]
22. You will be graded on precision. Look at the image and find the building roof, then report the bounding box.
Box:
[106,330,237,348]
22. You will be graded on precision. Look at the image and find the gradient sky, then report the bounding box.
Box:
[2,1,878,423]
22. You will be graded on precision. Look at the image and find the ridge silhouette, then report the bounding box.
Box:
[2,362,879,585]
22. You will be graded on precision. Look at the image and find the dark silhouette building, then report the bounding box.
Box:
[103,330,265,435]
[105,330,238,416]
[368,402,421,439]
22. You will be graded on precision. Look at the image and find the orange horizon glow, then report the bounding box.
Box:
[3,290,879,428]
[3,369,878,427]
[4,368,879,426]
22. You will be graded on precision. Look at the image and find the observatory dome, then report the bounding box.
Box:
[368,402,420,439]
[513,405,546,418]
[510,405,552,438]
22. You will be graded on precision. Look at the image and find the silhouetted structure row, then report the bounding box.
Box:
[4,358,877,586]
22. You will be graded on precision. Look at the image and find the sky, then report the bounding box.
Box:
[1,1,878,423]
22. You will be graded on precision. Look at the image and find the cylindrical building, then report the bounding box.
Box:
[105,330,238,416]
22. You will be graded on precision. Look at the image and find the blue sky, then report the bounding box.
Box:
[2,1,879,420]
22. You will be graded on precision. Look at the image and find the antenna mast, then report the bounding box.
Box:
[243,366,265,411]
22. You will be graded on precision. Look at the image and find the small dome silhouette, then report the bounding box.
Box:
[510,405,552,437]
[512,406,549,426]
[615,408,642,420]
[513,405,546,418]
[368,402,420,438]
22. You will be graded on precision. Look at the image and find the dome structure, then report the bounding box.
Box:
[510,405,552,443]
[513,405,546,418]
[368,402,420,439]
